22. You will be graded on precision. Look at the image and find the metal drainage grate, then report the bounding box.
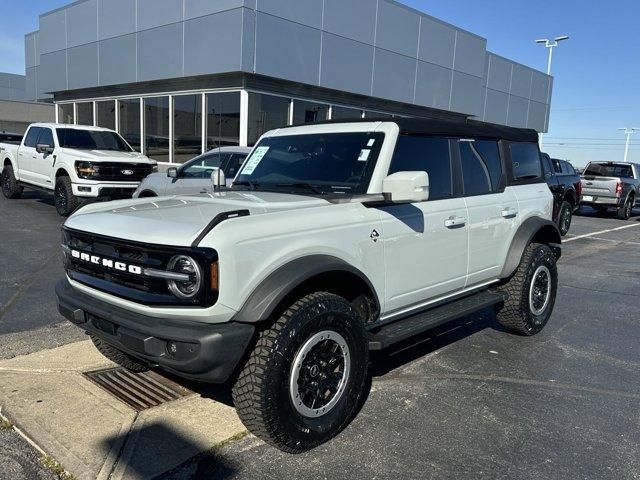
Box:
[84,367,194,411]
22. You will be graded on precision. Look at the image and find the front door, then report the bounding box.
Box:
[30,127,56,188]
[380,136,469,316]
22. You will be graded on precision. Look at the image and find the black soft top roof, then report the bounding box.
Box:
[305,117,539,143]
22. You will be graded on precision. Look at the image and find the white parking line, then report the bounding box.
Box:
[564,223,640,243]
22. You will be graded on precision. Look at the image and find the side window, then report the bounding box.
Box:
[541,155,554,178]
[181,153,223,179]
[224,153,247,178]
[561,161,576,175]
[459,139,502,196]
[23,127,41,148]
[389,136,453,201]
[552,159,563,174]
[37,128,55,148]
[509,143,542,181]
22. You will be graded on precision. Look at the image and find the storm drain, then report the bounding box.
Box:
[84,367,194,411]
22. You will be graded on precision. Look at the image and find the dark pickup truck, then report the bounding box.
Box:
[541,153,582,236]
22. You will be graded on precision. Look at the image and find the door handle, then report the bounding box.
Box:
[501,208,518,219]
[444,216,466,228]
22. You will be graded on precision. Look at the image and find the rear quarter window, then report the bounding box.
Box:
[509,143,542,181]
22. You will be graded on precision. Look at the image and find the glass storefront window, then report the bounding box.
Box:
[96,101,116,130]
[331,106,363,120]
[247,93,290,146]
[206,92,241,150]
[76,102,94,126]
[292,100,329,125]
[58,104,74,125]
[144,97,170,163]
[119,98,141,152]
[173,94,202,164]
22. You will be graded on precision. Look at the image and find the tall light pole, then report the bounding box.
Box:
[536,36,569,149]
[618,128,640,162]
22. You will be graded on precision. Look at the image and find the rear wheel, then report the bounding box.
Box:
[1,165,23,199]
[54,176,79,217]
[495,243,558,336]
[557,201,573,236]
[617,197,634,220]
[232,292,369,453]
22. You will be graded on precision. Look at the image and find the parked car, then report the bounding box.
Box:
[580,161,639,219]
[1,123,157,216]
[541,154,581,236]
[133,147,252,198]
[0,132,23,145]
[56,118,560,453]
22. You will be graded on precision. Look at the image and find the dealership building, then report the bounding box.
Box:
[23,0,553,165]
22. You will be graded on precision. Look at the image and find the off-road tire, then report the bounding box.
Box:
[232,292,369,453]
[54,175,79,217]
[1,165,23,199]
[90,335,149,373]
[617,197,634,220]
[557,201,573,236]
[495,243,557,336]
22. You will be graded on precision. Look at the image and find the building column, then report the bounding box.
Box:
[239,90,249,147]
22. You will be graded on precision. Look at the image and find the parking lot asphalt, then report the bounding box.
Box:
[1,191,639,480]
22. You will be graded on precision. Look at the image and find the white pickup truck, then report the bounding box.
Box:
[1,123,157,216]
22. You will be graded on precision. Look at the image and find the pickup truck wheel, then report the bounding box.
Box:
[54,176,79,217]
[495,243,557,336]
[557,201,573,236]
[1,165,23,199]
[232,292,368,453]
[89,335,149,373]
[617,197,633,220]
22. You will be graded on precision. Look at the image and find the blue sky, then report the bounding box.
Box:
[2,0,640,166]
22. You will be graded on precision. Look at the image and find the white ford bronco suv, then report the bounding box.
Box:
[56,119,561,453]
[1,123,157,217]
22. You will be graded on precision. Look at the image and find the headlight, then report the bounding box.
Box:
[75,161,99,179]
[167,255,202,299]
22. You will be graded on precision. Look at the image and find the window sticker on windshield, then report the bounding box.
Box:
[367,139,376,147]
[241,146,270,175]
[358,149,371,162]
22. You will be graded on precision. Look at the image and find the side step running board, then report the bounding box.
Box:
[368,290,506,351]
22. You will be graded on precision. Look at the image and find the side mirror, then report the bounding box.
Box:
[382,171,429,204]
[167,167,178,179]
[36,143,54,155]
[211,167,226,190]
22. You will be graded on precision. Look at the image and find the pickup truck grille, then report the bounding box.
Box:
[88,163,154,182]
[62,228,217,306]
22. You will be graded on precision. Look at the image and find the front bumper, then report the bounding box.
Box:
[72,182,140,198]
[56,279,255,383]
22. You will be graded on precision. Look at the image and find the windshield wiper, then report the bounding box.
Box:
[275,183,324,194]
[233,180,259,191]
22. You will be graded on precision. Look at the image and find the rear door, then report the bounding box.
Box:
[17,126,41,184]
[459,138,519,286]
[380,135,468,315]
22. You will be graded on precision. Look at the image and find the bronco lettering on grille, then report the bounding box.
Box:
[71,249,142,275]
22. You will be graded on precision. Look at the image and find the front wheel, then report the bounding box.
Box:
[495,243,558,336]
[617,197,634,220]
[557,201,573,236]
[54,176,79,217]
[232,292,369,453]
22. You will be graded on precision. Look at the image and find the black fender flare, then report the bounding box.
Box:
[500,217,562,279]
[232,255,380,324]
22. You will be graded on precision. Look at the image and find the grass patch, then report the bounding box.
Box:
[0,418,13,430]
[40,455,77,480]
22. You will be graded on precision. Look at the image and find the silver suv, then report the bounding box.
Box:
[56,119,561,452]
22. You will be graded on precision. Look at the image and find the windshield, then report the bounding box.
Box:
[234,132,385,195]
[56,128,133,152]
[584,163,633,178]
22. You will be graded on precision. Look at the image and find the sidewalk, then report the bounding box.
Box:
[0,341,247,480]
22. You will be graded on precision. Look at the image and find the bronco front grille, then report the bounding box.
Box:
[62,228,218,306]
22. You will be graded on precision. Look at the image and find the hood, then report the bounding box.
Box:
[65,191,330,246]
[60,148,153,164]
